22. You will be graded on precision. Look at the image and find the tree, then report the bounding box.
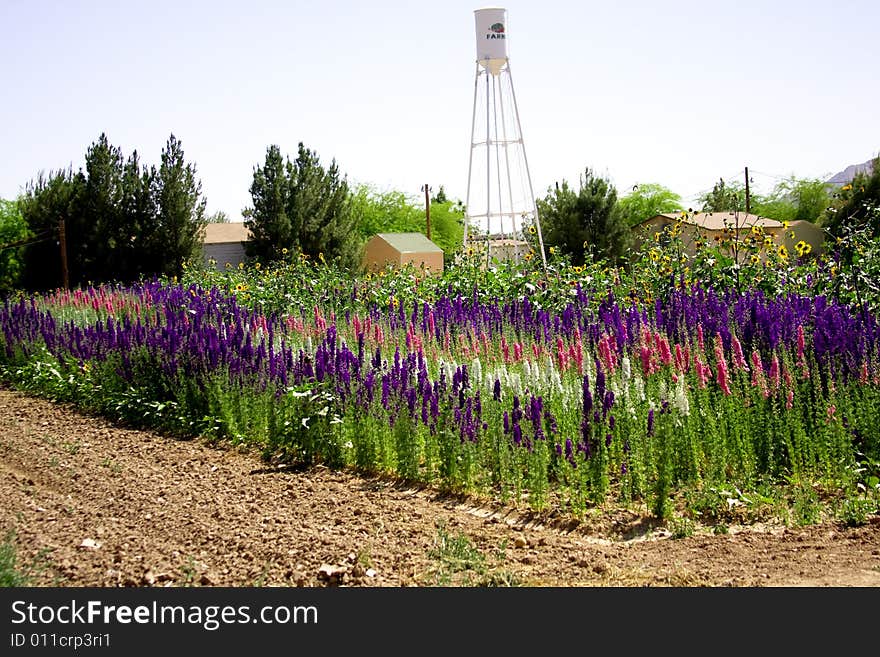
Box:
[822,155,880,238]
[706,178,745,212]
[207,210,230,223]
[431,186,449,204]
[244,143,359,270]
[427,196,464,264]
[120,150,159,280]
[749,176,830,224]
[18,133,207,290]
[152,134,207,277]
[618,183,684,227]
[536,168,629,266]
[350,184,465,265]
[0,198,30,295]
[78,133,128,282]
[243,145,290,262]
[18,167,81,291]
[698,178,750,213]
[350,184,423,241]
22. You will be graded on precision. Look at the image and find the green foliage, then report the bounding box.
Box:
[823,156,880,238]
[427,524,487,585]
[208,210,230,223]
[0,199,29,295]
[18,168,79,291]
[154,134,208,278]
[751,176,831,224]
[351,184,423,239]
[699,178,748,213]
[618,183,684,227]
[244,143,359,271]
[426,199,464,264]
[536,168,629,266]
[0,529,48,586]
[17,133,207,290]
[0,530,31,586]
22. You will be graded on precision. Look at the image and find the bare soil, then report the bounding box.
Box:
[2,387,879,588]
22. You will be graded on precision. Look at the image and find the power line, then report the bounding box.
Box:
[0,229,54,253]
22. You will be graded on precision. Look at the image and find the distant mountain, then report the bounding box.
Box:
[826,158,876,186]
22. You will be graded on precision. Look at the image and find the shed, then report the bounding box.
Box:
[202,222,251,269]
[362,233,444,274]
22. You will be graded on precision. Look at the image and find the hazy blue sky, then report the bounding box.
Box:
[2,0,878,220]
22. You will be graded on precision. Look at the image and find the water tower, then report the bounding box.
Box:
[463,7,547,269]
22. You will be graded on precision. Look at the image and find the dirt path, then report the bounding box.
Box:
[1,387,878,587]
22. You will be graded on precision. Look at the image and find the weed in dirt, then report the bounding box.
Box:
[426,525,523,587]
[838,497,874,527]
[101,457,122,474]
[427,524,486,585]
[180,556,199,586]
[356,548,373,569]
[0,529,50,587]
[249,566,270,587]
[670,517,695,539]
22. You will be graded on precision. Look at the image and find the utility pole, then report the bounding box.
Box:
[58,217,69,290]
[744,166,751,214]
[422,184,432,240]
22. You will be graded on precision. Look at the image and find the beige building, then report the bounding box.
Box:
[201,222,251,269]
[362,233,444,274]
[632,212,797,262]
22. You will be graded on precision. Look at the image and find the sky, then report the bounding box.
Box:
[2,0,879,222]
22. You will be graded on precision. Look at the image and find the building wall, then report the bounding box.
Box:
[633,219,788,262]
[363,238,400,272]
[400,250,444,274]
[782,220,826,257]
[203,242,247,269]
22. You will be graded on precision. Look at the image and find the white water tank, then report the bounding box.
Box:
[474,7,508,75]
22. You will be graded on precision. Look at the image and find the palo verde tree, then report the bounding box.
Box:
[536,168,629,266]
[244,143,359,270]
[751,176,831,224]
[349,183,464,265]
[618,182,684,227]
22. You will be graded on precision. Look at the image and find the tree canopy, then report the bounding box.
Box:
[0,198,29,294]
[244,144,359,270]
[18,133,207,291]
[618,183,684,227]
[536,168,629,266]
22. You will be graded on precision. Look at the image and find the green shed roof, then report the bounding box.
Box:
[375,232,443,253]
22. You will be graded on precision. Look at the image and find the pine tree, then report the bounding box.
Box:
[120,150,158,280]
[153,134,207,277]
[243,144,291,262]
[79,133,127,283]
[19,168,82,291]
[245,143,359,270]
[537,168,629,266]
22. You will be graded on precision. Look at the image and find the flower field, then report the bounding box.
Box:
[2,231,880,525]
